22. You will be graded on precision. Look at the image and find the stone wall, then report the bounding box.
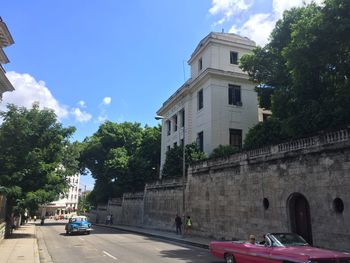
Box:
[95,128,350,252]
[143,178,183,230]
[120,192,144,226]
[187,128,350,251]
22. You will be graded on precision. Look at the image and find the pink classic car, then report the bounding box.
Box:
[209,233,350,263]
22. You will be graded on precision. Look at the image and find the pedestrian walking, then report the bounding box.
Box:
[185,216,192,236]
[110,214,113,225]
[106,214,111,224]
[174,214,182,235]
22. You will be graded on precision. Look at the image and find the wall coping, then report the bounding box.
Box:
[191,127,350,172]
[145,178,183,190]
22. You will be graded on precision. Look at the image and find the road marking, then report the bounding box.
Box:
[79,237,85,241]
[103,250,118,260]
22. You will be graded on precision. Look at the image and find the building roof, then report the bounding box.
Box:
[0,65,14,99]
[188,32,255,64]
[156,32,255,115]
[0,17,14,48]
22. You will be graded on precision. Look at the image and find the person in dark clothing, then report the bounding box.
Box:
[175,214,182,235]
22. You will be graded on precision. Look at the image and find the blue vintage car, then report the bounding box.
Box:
[65,216,93,235]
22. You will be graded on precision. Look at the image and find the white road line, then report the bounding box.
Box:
[79,237,85,241]
[103,250,118,260]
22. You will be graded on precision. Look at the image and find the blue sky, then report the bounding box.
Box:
[1,0,322,189]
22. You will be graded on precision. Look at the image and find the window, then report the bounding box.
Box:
[230,51,238,65]
[198,89,203,110]
[180,139,184,146]
[167,145,171,152]
[173,142,177,148]
[198,57,203,71]
[230,129,242,150]
[263,113,270,122]
[166,120,171,136]
[228,84,242,106]
[197,131,204,152]
[180,109,185,127]
[173,115,178,132]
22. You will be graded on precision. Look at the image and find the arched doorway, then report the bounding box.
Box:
[288,193,313,245]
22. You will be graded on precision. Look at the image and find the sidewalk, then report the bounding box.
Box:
[0,223,39,263]
[96,223,211,249]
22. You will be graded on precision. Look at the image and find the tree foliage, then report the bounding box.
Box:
[79,122,161,205]
[161,143,207,178]
[0,104,77,228]
[240,0,350,148]
[209,145,240,158]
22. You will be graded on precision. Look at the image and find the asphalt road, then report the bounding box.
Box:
[37,220,220,263]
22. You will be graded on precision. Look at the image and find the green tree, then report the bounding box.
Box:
[77,192,91,214]
[0,104,76,236]
[80,122,161,205]
[240,0,350,148]
[162,143,207,178]
[210,145,240,158]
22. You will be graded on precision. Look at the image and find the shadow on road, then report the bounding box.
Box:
[159,249,220,263]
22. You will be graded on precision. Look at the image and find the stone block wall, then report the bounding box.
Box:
[143,179,183,230]
[187,129,350,251]
[120,192,144,226]
[95,128,350,252]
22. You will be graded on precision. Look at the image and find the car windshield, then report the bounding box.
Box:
[70,217,87,223]
[270,233,308,247]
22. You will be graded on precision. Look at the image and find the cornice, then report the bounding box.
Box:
[188,32,255,64]
[0,18,14,48]
[157,68,252,114]
[0,48,9,64]
[0,66,14,97]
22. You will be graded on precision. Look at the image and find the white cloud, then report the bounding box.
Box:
[2,71,69,119]
[273,0,324,18]
[71,108,92,122]
[210,0,325,46]
[2,71,93,123]
[229,13,276,46]
[78,100,86,108]
[102,97,112,105]
[209,0,253,25]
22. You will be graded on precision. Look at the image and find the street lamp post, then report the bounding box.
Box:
[155,115,186,219]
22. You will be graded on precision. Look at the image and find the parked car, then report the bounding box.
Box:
[65,215,93,235]
[209,233,350,263]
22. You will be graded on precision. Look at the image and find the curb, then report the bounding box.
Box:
[33,225,40,263]
[36,225,54,263]
[96,224,209,249]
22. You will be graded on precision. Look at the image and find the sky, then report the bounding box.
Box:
[1,0,323,190]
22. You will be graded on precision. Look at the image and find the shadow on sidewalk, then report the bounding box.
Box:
[9,232,35,239]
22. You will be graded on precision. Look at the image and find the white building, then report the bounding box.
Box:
[157,32,259,172]
[43,174,81,216]
[0,17,15,100]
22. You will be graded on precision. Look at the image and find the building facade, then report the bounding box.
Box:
[43,173,81,216]
[157,32,258,171]
[0,17,15,99]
